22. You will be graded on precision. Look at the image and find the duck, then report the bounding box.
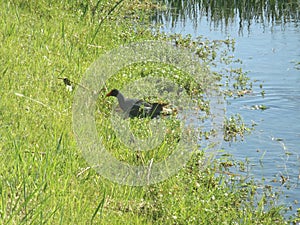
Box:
[106,89,173,118]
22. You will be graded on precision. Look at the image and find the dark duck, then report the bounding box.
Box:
[106,89,172,119]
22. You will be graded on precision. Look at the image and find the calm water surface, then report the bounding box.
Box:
[155,4,300,218]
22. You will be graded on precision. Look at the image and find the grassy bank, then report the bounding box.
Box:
[0,0,292,224]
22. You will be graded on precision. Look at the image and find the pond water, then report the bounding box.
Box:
[153,1,300,218]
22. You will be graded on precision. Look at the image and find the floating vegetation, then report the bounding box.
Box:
[223,114,254,142]
[295,61,300,70]
[250,104,269,110]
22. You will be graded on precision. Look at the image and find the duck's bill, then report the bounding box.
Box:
[106,91,113,97]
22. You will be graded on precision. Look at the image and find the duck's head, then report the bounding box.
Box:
[106,89,119,97]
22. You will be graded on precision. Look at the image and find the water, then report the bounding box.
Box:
[154,2,300,218]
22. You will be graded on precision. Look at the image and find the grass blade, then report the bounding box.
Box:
[91,0,126,43]
[90,190,106,224]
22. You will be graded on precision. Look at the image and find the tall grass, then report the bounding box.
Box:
[0,0,293,224]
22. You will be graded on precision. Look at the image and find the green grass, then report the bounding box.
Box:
[0,0,293,224]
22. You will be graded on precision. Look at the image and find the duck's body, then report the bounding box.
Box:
[106,89,169,118]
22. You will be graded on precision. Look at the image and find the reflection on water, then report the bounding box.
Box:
[153,0,300,219]
[153,0,300,34]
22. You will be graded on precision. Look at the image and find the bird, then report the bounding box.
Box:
[58,77,74,92]
[58,77,90,92]
[105,89,174,119]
